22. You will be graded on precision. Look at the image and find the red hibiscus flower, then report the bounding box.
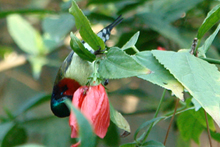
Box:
[69,84,110,146]
[157,46,166,51]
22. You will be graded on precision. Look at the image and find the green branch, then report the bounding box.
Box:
[140,89,166,144]
[0,9,60,18]
[120,108,156,116]
[200,57,220,65]
[132,46,140,53]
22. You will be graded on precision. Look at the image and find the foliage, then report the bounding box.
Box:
[1,0,220,147]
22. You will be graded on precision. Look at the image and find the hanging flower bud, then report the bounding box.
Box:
[69,84,110,142]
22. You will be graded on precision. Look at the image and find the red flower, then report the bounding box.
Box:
[69,84,110,144]
[157,46,166,51]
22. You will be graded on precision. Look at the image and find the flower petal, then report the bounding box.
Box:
[69,85,110,139]
[69,86,88,138]
[81,85,110,138]
[69,112,78,138]
[73,86,88,108]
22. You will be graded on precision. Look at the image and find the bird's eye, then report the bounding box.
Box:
[61,85,69,96]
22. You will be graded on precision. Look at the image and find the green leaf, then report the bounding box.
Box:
[142,140,165,147]
[210,130,220,142]
[177,135,190,147]
[0,46,13,58]
[103,122,120,147]
[14,94,50,117]
[198,23,220,57]
[147,0,202,23]
[137,13,189,48]
[191,98,202,111]
[70,32,96,62]
[197,4,220,39]
[152,50,220,127]
[134,0,201,47]
[23,117,71,147]
[98,47,151,79]
[3,108,14,120]
[69,0,105,51]
[88,0,124,4]
[177,109,204,143]
[190,108,215,131]
[42,13,74,40]
[120,142,136,147]
[110,103,130,132]
[28,55,47,79]
[42,13,75,52]
[15,144,45,147]
[133,51,184,100]
[134,117,164,140]
[118,1,145,15]
[65,99,96,147]
[120,140,165,147]
[7,14,45,55]
[0,122,14,140]
[1,125,27,147]
[122,31,140,50]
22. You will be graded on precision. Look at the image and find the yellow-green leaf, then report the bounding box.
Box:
[69,0,105,51]
[134,51,184,100]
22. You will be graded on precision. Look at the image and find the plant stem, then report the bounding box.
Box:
[200,57,220,65]
[190,38,198,55]
[204,110,213,147]
[141,89,166,144]
[132,46,139,53]
[163,98,179,145]
[121,105,194,116]
[120,108,156,115]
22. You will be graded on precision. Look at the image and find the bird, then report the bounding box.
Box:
[51,16,123,118]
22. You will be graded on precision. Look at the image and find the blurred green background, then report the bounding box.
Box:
[0,0,220,146]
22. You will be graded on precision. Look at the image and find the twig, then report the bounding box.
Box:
[204,110,213,147]
[163,98,180,145]
[190,38,198,55]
